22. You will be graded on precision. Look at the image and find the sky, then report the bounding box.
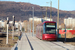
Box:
[0,0,75,11]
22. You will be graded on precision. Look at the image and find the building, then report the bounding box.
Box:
[29,17,53,22]
[29,17,41,22]
[0,20,6,27]
[0,20,24,28]
[64,17,75,27]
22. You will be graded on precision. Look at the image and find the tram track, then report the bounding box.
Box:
[25,33,75,50]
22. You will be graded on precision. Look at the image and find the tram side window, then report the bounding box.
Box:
[36,27,38,34]
[38,27,39,34]
[43,23,45,34]
[41,26,43,33]
[36,26,39,34]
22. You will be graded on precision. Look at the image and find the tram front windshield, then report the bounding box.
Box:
[45,23,56,34]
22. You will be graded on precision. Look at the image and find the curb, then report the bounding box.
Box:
[11,40,19,50]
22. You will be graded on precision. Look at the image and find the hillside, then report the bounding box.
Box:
[0,1,75,24]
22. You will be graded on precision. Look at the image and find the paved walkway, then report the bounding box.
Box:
[16,33,75,50]
[17,33,31,50]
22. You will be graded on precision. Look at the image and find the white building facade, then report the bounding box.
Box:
[0,20,24,28]
[64,17,75,27]
[0,20,6,27]
[29,17,53,22]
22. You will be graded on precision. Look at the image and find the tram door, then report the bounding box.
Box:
[40,26,43,39]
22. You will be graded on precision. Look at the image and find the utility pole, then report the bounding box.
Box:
[46,2,49,19]
[29,14,31,34]
[30,21,31,34]
[12,15,15,40]
[18,22,20,35]
[28,22,29,33]
[6,17,9,44]
[46,7,47,19]
[65,18,67,42]
[24,22,25,32]
[32,7,34,36]
[73,19,74,30]
[57,0,59,38]
[50,1,52,21]
[20,20,22,32]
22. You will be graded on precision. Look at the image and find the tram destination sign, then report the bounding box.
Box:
[46,23,55,25]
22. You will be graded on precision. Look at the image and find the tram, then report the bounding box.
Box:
[36,21,57,41]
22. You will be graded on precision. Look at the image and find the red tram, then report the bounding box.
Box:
[36,21,57,41]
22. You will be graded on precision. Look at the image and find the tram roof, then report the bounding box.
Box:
[37,21,56,26]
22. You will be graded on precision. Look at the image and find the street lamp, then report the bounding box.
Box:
[41,7,44,18]
[57,0,59,38]
[6,17,9,44]
[12,15,15,40]
[64,18,67,42]
[32,7,34,36]
[29,14,31,34]
[50,1,52,21]
[46,1,52,21]
[46,2,48,19]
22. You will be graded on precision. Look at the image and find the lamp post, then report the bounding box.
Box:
[46,1,52,21]
[46,2,49,19]
[28,22,29,33]
[20,21,22,32]
[32,7,34,36]
[57,0,59,38]
[65,18,67,42]
[41,7,44,18]
[50,1,52,21]
[24,22,25,32]
[30,22,31,34]
[6,17,9,44]
[12,15,15,40]
[29,14,31,34]
[46,7,47,19]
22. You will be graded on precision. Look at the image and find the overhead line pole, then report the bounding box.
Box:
[50,1,52,21]
[57,0,59,38]
[65,19,67,42]
[12,15,15,40]
[46,7,47,19]
[29,14,31,34]
[6,17,9,44]
[32,7,34,36]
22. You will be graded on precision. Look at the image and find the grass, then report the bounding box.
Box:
[10,44,14,46]
[0,33,18,47]
[14,37,18,39]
